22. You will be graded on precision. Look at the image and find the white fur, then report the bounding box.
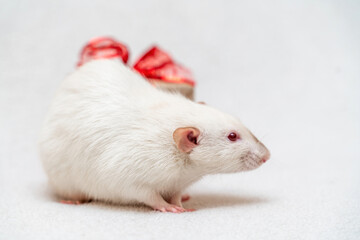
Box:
[38,59,269,209]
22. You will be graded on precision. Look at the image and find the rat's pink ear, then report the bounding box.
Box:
[173,127,200,153]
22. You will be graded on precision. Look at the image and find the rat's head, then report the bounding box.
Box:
[172,106,270,174]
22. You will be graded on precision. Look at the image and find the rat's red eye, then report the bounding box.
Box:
[228,132,238,141]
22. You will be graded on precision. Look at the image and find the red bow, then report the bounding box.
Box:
[77,37,195,86]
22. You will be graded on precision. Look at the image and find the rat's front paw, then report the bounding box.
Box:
[181,194,190,202]
[154,204,195,213]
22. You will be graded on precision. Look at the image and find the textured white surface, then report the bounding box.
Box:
[0,0,359,239]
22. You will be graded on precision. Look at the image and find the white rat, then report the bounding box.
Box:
[38,59,270,213]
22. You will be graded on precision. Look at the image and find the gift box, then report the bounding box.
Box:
[77,37,195,100]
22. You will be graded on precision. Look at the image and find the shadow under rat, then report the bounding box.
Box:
[36,184,270,212]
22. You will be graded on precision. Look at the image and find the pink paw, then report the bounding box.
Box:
[60,200,88,205]
[154,205,195,213]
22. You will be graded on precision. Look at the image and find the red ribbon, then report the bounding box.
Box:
[77,37,129,67]
[77,37,195,86]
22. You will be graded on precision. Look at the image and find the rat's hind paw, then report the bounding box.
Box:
[60,199,91,205]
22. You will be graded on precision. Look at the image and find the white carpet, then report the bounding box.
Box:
[1,0,359,239]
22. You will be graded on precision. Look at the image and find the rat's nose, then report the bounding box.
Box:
[261,151,270,163]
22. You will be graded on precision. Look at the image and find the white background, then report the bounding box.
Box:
[1,0,359,239]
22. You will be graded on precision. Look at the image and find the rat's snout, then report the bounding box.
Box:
[248,130,270,164]
[261,149,271,163]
